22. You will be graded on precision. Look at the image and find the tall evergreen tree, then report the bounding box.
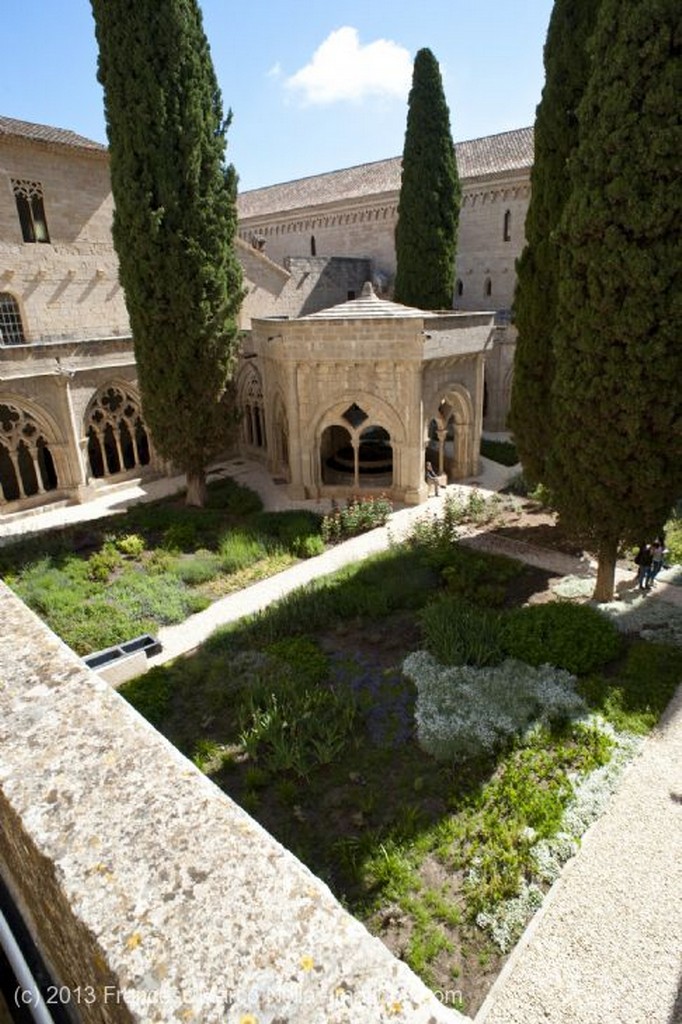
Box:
[90,0,244,506]
[547,0,682,601]
[394,48,460,310]
[509,0,600,483]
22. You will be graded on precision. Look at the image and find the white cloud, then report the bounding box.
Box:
[267,61,282,79]
[284,27,412,106]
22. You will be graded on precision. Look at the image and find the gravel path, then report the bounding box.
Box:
[477,683,682,1024]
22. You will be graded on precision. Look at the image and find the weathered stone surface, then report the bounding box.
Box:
[0,582,467,1023]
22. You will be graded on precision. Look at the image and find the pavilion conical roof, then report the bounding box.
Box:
[301,281,430,319]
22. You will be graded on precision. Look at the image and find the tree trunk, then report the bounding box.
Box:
[185,468,207,508]
[592,538,618,603]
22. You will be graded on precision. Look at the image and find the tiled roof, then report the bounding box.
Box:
[238,126,533,220]
[301,281,429,319]
[0,115,107,154]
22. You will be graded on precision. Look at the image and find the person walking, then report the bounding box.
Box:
[634,543,653,590]
[648,537,667,587]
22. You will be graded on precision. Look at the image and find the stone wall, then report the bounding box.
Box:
[239,244,372,324]
[238,174,531,310]
[0,582,466,1024]
[456,178,530,314]
[0,138,130,343]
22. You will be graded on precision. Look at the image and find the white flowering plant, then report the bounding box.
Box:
[403,651,586,762]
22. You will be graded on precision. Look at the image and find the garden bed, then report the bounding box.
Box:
[118,515,682,1016]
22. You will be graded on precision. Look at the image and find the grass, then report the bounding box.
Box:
[0,477,325,654]
[116,506,682,1014]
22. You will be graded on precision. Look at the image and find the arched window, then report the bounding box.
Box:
[0,402,59,504]
[484,277,492,298]
[503,209,511,241]
[11,179,50,243]
[320,413,392,489]
[0,293,26,345]
[310,234,317,256]
[455,279,464,298]
[85,385,150,480]
[240,369,266,450]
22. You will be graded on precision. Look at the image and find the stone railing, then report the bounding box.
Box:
[0,582,467,1023]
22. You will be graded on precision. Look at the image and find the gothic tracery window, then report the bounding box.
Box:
[0,403,58,504]
[11,179,50,243]
[242,370,266,450]
[86,386,150,479]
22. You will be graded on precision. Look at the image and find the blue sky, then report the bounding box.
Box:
[2,0,554,191]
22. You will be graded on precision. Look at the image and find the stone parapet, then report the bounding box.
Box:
[0,583,467,1023]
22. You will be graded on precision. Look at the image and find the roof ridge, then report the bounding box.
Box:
[239,126,534,200]
[0,114,107,153]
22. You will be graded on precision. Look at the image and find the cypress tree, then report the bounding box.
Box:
[90,0,244,506]
[509,0,600,483]
[394,48,460,310]
[548,0,682,601]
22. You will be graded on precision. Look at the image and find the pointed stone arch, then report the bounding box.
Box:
[237,363,267,452]
[425,383,476,480]
[314,392,404,492]
[84,382,151,481]
[0,397,63,506]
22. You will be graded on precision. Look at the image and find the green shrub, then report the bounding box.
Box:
[528,482,554,508]
[173,551,222,586]
[162,521,199,552]
[321,495,392,543]
[145,549,178,575]
[265,636,329,687]
[15,559,87,619]
[253,510,324,556]
[504,602,622,675]
[56,599,152,655]
[480,439,518,466]
[113,533,146,558]
[420,596,505,667]
[291,534,325,558]
[107,571,209,625]
[218,530,268,573]
[579,640,682,733]
[87,541,123,582]
[442,546,522,606]
[408,492,501,568]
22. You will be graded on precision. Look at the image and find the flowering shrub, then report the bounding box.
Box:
[321,494,392,543]
[403,651,585,762]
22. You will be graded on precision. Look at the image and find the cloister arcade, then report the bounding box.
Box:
[0,400,60,506]
[85,385,151,480]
